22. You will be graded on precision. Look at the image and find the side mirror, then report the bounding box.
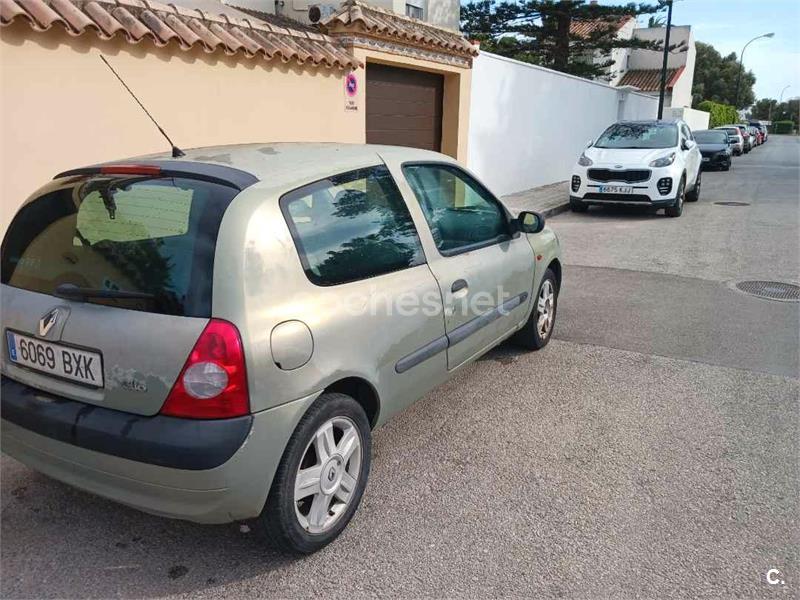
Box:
[517,211,545,234]
[681,139,692,151]
[586,139,594,148]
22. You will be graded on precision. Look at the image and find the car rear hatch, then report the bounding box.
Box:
[1,164,249,416]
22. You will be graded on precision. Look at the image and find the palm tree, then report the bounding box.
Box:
[648,15,665,27]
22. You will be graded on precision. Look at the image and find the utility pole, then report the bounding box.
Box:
[656,0,673,120]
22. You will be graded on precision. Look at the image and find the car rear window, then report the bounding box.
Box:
[280,165,425,286]
[1,175,239,317]
[694,131,728,144]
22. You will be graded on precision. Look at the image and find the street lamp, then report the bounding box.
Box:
[780,85,791,103]
[734,32,775,108]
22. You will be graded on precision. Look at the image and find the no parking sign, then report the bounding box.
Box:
[344,72,358,112]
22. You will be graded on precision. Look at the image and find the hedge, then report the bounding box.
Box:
[697,100,738,128]
[771,120,794,134]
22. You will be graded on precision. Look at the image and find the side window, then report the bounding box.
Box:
[281,165,425,286]
[681,124,693,141]
[402,164,509,255]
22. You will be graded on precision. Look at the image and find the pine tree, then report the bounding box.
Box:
[461,0,670,80]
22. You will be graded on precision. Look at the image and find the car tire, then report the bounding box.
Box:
[665,177,685,217]
[686,171,701,202]
[569,198,588,212]
[723,163,731,171]
[259,392,372,554]
[512,268,558,351]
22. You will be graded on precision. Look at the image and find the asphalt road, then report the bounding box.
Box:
[2,137,798,599]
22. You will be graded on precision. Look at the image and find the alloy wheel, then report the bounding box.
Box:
[294,417,362,534]
[537,279,555,338]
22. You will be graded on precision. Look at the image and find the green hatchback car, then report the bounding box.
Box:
[1,143,562,553]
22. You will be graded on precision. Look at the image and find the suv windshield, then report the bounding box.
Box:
[594,122,678,149]
[1,175,239,317]
[694,131,728,144]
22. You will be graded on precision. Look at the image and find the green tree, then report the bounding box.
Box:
[691,41,756,109]
[461,0,667,80]
[750,98,777,120]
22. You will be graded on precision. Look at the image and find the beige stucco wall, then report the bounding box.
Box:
[0,22,364,234]
[351,46,471,164]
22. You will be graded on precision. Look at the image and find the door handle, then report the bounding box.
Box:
[451,279,468,293]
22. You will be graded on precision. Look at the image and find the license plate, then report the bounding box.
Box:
[6,331,103,387]
[702,157,710,162]
[598,185,633,194]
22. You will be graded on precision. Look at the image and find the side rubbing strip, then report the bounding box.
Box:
[394,292,530,373]
[448,292,529,346]
[395,335,449,374]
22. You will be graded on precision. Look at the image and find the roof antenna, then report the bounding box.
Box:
[100,55,185,158]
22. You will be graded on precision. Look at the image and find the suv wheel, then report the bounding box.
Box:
[665,177,685,217]
[512,268,558,350]
[260,393,371,554]
[686,171,701,202]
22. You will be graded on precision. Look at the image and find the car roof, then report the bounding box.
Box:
[616,119,680,125]
[57,143,457,193]
[136,143,453,189]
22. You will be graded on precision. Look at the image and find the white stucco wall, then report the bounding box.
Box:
[669,107,710,131]
[603,18,636,85]
[630,26,692,70]
[467,52,659,196]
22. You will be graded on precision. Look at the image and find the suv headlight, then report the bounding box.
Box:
[577,153,593,166]
[649,152,676,168]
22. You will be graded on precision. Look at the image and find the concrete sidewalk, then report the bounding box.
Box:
[501,180,570,218]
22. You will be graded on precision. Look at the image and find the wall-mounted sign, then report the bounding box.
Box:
[344,72,358,112]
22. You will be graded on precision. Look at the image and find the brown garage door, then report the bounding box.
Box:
[366,63,443,151]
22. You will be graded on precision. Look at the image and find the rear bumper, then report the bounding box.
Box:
[1,376,251,470]
[1,376,318,523]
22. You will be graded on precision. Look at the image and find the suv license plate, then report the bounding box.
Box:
[6,331,103,387]
[598,185,633,194]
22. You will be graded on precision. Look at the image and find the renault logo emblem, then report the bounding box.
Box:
[39,309,59,337]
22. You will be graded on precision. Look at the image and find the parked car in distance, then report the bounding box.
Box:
[750,121,768,142]
[716,126,744,155]
[733,124,753,151]
[570,119,702,217]
[752,126,764,145]
[694,129,733,171]
[0,143,562,554]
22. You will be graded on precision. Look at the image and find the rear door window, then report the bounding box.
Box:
[1,175,239,317]
[280,165,425,286]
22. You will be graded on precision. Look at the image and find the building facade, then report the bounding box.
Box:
[230,0,460,31]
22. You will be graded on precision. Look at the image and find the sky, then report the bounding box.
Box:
[647,0,800,101]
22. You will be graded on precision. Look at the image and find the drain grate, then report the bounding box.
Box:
[714,201,750,206]
[735,281,800,301]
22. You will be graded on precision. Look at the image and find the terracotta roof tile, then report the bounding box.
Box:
[570,15,633,39]
[321,0,478,58]
[618,66,684,92]
[1,0,360,69]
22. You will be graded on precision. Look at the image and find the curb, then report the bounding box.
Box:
[539,200,570,220]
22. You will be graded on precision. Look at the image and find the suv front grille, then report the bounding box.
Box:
[587,169,651,183]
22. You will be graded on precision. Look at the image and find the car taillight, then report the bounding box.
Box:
[161,319,250,419]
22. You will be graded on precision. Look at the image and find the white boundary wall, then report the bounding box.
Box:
[669,107,710,132]
[467,52,659,196]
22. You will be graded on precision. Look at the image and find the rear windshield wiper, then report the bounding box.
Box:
[54,283,155,301]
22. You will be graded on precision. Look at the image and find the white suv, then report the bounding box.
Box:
[570,119,702,218]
